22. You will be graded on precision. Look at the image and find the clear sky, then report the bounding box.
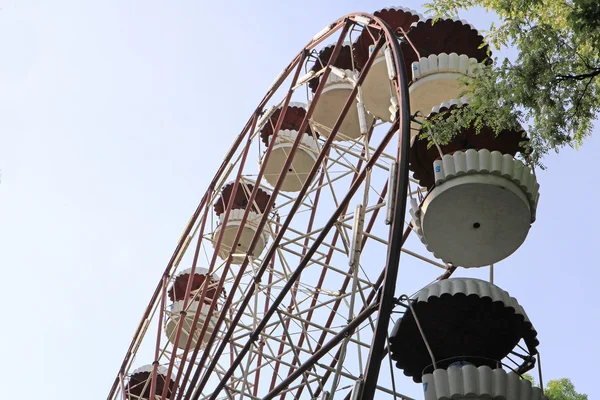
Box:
[0,1,597,399]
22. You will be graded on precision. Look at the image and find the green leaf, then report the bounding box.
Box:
[422,0,600,167]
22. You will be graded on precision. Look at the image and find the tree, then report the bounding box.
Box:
[422,0,600,167]
[522,375,587,400]
[545,378,588,400]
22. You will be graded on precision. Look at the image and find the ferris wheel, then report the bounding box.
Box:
[107,8,549,400]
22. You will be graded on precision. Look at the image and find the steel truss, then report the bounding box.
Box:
[107,13,461,400]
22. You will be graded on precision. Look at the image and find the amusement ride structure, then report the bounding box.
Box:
[107,7,548,400]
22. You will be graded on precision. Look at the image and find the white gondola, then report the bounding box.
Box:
[212,208,269,264]
[164,268,220,350]
[359,43,399,122]
[310,44,374,141]
[261,129,318,192]
[411,148,539,267]
[164,301,217,350]
[352,7,422,121]
[409,52,481,124]
[397,17,489,131]
[423,365,548,400]
[211,182,271,264]
[259,102,319,192]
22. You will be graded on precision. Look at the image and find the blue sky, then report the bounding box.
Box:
[0,1,597,399]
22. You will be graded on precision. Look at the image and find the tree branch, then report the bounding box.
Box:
[556,68,600,81]
[568,75,595,121]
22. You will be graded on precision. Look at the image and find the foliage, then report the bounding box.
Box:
[521,375,587,400]
[545,378,588,400]
[523,373,535,383]
[422,0,600,167]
